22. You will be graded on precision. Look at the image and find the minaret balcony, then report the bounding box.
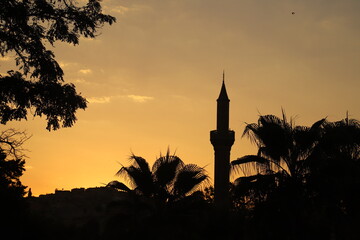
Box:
[210,130,235,147]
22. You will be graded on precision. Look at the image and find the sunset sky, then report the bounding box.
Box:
[2,0,360,196]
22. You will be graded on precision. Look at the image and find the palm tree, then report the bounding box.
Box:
[230,110,326,208]
[230,112,360,238]
[107,149,209,203]
[312,116,360,162]
[231,110,326,180]
[308,116,360,216]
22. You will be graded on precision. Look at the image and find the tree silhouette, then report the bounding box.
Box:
[230,110,325,209]
[0,130,28,238]
[232,110,326,180]
[0,129,28,196]
[108,150,209,204]
[0,0,116,130]
[0,149,26,197]
[306,117,360,236]
[230,112,360,239]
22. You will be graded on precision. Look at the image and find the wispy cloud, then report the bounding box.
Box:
[79,69,92,74]
[59,61,69,68]
[59,61,79,68]
[110,5,129,15]
[105,3,149,15]
[127,95,154,103]
[87,96,111,104]
[130,4,152,13]
[87,94,154,104]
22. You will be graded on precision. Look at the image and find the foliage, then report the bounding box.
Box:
[108,150,209,203]
[0,0,116,130]
[307,117,360,218]
[0,128,28,195]
[236,110,326,178]
[230,110,325,209]
[230,111,360,239]
[0,148,26,197]
[203,186,214,203]
[0,129,29,236]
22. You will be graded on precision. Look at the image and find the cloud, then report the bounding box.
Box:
[127,95,154,103]
[68,78,102,86]
[59,61,69,68]
[105,3,150,15]
[79,69,92,74]
[130,4,152,13]
[87,96,111,104]
[87,94,154,104]
[59,61,79,68]
[110,5,129,15]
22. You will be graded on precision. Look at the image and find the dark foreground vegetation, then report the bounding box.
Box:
[1,113,359,240]
[229,113,360,239]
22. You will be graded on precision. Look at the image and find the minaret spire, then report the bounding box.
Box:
[210,72,235,215]
[217,75,230,131]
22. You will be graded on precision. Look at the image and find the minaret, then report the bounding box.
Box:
[210,72,235,213]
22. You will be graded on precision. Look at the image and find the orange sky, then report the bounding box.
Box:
[2,0,360,196]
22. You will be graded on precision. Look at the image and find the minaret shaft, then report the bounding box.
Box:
[217,99,229,131]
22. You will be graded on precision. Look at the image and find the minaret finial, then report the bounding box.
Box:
[218,71,229,101]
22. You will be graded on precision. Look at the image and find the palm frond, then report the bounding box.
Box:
[281,107,288,127]
[231,155,268,165]
[309,118,327,132]
[152,152,184,187]
[231,155,270,176]
[242,123,262,147]
[242,123,258,138]
[129,154,151,175]
[258,119,292,161]
[348,118,360,127]
[116,166,131,181]
[173,164,209,198]
[233,175,261,185]
[116,158,154,196]
[293,126,315,152]
[106,180,131,192]
[260,114,283,127]
[233,173,278,195]
[319,118,360,157]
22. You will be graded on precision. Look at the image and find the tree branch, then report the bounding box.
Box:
[0,129,31,160]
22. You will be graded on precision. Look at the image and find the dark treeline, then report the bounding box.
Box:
[2,113,360,240]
